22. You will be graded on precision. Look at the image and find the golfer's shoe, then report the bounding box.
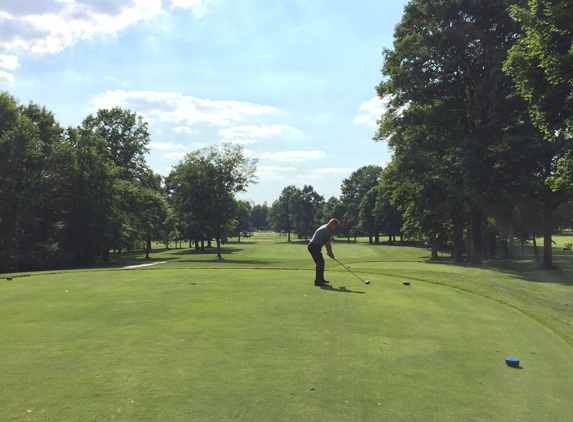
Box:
[314,280,329,286]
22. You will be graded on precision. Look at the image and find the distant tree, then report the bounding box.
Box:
[291,185,325,241]
[340,166,383,240]
[250,202,270,230]
[167,143,257,258]
[234,200,253,242]
[358,188,380,244]
[267,185,299,241]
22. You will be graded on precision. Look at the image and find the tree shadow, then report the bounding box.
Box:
[172,258,277,265]
[421,250,573,286]
[319,284,366,294]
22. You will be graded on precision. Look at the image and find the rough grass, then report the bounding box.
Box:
[1,232,572,421]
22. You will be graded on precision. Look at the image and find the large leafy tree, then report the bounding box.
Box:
[58,127,119,265]
[378,0,524,264]
[82,107,164,258]
[377,101,467,262]
[167,143,257,258]
[505,0,573,138]
[83,107,150,181]
[0,93,65,271]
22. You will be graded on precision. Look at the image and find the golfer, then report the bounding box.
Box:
[308,218,340,286]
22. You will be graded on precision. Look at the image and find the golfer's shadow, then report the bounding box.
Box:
[320,285,365,294]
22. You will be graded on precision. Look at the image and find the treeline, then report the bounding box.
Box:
[0,92,260,272]
[266,166,402,244]
[373,0,573,268]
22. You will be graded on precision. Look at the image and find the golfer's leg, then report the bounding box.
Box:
[308,243,325,282]
[315,253,325,281]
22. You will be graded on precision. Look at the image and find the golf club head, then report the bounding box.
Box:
[364,280,370,285]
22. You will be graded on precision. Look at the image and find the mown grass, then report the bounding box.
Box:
[1,232,572,421]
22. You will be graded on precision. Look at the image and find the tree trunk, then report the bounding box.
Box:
[369,234,373,244]
[521,239,526,258]
[542,205,554,268]
[102,249,110,263]
[375,233,380,244]
[503,237,509,259]
[469,205,483,265]
[145,236,151,260]
[452,215,464,263]
[508,221,515,259]
[533,236,540,262]
[287,230,291,242]
[216,237,222,259]
[430,242,439,260]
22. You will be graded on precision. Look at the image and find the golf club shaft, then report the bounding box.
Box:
[334,258,366,283]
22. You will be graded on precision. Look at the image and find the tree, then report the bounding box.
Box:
[377,0,524,264]
[0,93,66,271]
[250,202,270,230]
[167,143,257,258]
[505,0,573,139]
[82,107,151,181]
[290,185,325,241]
[340,165,383,241]
[58,127,119,265]
[234,200,252,242]
[82,107,160,258]
[267,185,299,241]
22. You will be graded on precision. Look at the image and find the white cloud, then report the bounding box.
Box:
[310,167,357,175]
[219,124,300,143]
[297,167,357,181]
[226,139,258,145]
[173,126,195,134]
[260,150,326,162]
[0,1,164,54]
[0,70,14,83]
[149,141,186,150]
[165,152,188,160]
[0,0,211,55]
[354,96,389,126]
[0,54,19,70]
[256,166,297,180]
[169,0,211,18]
[91,90,277,127]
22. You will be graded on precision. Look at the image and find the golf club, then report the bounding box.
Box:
[333,257,370,285]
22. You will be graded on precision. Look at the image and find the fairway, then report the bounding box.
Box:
[1,233,573,421]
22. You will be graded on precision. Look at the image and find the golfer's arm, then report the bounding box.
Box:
[325,241,333,257]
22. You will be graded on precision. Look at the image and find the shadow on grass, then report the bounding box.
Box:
[420,248,573,286]
[319,284,365,294]
[169,247,245,256]
[169,258,278,265]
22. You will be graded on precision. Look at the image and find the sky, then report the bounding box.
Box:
[0,0,409,205]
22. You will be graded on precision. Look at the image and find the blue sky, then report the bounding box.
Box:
[0,0,408,204]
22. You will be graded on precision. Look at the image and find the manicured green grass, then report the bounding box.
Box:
[1,232,572,421]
